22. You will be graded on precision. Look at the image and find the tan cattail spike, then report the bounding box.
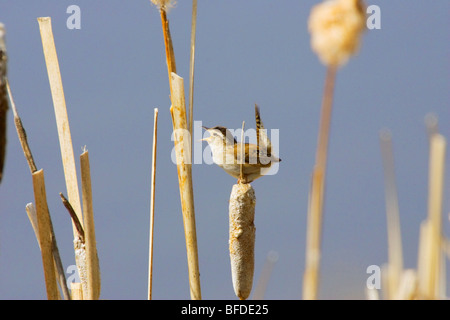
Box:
[229,183,256,300]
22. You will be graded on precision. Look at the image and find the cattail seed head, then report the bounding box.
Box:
[308,0,366,67]
[150,0,176,10]
[229,183,256,300]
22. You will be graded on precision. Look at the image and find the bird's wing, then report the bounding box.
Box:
[235,143,274,167]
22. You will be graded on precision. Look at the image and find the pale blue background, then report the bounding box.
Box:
[0,1,448,299]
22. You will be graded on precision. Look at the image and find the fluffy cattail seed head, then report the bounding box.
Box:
[308,0,366,67]
[150,0,176,10]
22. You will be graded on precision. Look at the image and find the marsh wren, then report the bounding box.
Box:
[202,105,281,183]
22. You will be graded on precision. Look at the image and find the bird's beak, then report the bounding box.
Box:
[200,126,210,141]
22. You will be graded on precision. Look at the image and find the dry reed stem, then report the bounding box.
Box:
[26,203,40,246]
[229,183,256,300]
[38,17,83,237]
[80,150,101,300]
[303,66,336,300]
[159,9,177,99]
[395,269,418,300]
[70,282,83,300]
[0,24,7,183]
[420,133,446,299]
[60,193,85,242]
[170,73,201,299]
[188,0,198,153]
[7,79,37,173]
[379,129,403,299]
[148,108,159,300]
[26,203,71,300]
[32,169,59,299]
[252,251,278,300]
[8,78,69,299]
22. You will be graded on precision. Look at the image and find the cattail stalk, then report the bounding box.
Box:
[303,66,336,300]
[379,130,403,299]
[80,150,101,299]
[38,16,86,297]
[70,282,83,300]
[170,72,201,299]
[188,0,198,153]
[32,169,59,299]
[6,79,37,173]
[418,134,446,299]
[0,23,7,183]
[38,17,83,237]
[148,108,159,300]
[252,251,278,300]
[8,79,69,299]
[150,1,177,98]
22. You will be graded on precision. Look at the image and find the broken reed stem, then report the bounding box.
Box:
[80,150,101,300]
[26,204,40,247]
[32,169,59,300]
[6,79,37,173]
[303,65,337,300]
[229,183,256,300]
[60,191,87,299]
[38,17,83,238]
[60,193,85,242]
[379,129,404,299]
[148,108,159,300]
[8,78,69,299]
[188,0,198,156]
[159,8,177,98]
[26,203,71,300]
[70,282,83,300]
[170,73,201,300]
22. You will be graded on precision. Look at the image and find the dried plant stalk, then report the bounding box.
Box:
[303,66,336,300]
[70,282,83,300]
[32,169,59,300]
[229,183,256,300]
[188,0,198,150]
[156,7,177,99]
[8,79,69,299]
[170,72,201,300]
[6,80,37,173]
[379,130,403,299]
[80,150,101,300]
[420,133,446,299]
[0,23,8,183]
[252,251,278,300]
[26,203,70,300]
[25,203,40,246]
[148,108,159,300]
[395,269,418,300]
[38,16,86,297]
[38,17,83,236]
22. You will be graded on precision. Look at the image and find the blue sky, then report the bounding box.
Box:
[0,1,448,299]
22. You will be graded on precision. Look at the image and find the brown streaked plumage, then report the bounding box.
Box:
[202,105,281,183]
